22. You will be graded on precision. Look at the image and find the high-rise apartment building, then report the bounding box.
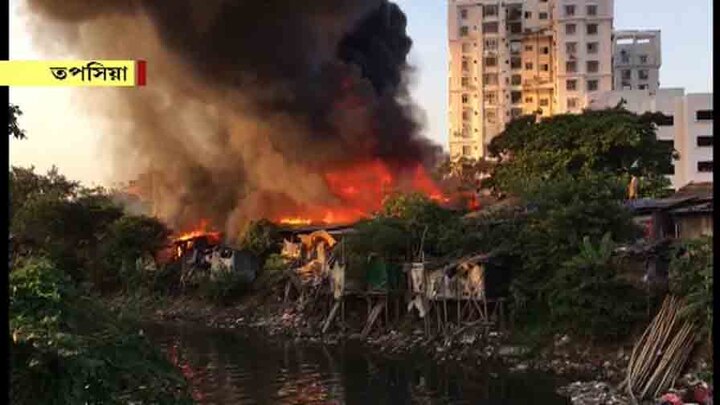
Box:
[447,0,614,159]
[612,30,662,92]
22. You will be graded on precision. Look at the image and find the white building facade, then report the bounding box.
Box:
[612,30,662,92]
[588,89,713,189]
[447,0,615,159]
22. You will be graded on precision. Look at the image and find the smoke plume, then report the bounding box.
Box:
[24,0,442,237]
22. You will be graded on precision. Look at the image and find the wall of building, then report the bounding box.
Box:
[552,0,614,113]
[682,93,714,184]
[613,30,661,92]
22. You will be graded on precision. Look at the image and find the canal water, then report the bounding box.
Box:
[145,322,570,404]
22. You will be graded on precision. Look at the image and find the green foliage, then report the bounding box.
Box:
[97,215,170,292]
[10,257,191,404]
[237,219,280,258]
[263,253,288,272]
[487,107,677,198]
[9,103,26,139]
[345,193,472,263]
[546,234,645,340]
[670,236,713,334]
[200,268,251,305]
[473,174,643,342]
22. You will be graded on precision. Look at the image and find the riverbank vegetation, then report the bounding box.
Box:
[10,103,712,401]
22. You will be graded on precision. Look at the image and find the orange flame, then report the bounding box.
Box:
[276,160,452,226]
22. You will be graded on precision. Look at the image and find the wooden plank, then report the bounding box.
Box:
[322,301,341,334]
[361,301,385,339]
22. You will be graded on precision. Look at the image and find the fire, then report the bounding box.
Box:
[276,159,452,226]
[173,219,222,244]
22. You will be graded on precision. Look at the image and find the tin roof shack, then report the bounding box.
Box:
[625,184,713,242]
[668,182,713,240]
[172,234,259,286]
[620,184,713,291]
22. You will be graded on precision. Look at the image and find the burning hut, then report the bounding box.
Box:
[159,224,259,286]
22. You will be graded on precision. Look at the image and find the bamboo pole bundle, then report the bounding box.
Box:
[622,295,699,402]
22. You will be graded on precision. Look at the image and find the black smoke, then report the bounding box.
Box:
[25,0,441,235]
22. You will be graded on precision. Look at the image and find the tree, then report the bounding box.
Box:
[487,106,677,198]
[9,104,26,139]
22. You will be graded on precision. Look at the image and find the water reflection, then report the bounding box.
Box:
[145,322,569,404]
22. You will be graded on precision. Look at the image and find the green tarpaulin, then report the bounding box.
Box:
[366,257,402,290]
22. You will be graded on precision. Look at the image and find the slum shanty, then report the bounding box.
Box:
[277,223,509,339]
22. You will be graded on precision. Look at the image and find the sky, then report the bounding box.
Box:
[9,0,714,187]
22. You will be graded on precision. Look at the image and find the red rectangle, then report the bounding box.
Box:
[136,60,147,86]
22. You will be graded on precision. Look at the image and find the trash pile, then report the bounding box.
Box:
[557,381,630,405]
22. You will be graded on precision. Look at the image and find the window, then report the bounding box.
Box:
[462,94,469,104]
[511,108,523,118]
[511,57,522,69]
[463,146,472,156]
[656,115,674,126]
[460,26,469,36]
[587,60,599,73]
[541,64,549,71]
[587,24,598,35]
[539,12,548,19]
[697,136,713,147]
[567,98,578,109]
[587,5,597,16]
[484,57,497,67]
[587,42,598,54]
[525,62,534,70]
[696,110,713,120]
[485,91,497,105]
[639,54,648,64]
[510,41,522,54]
[486,109,497,124]
[461,77,470,87]
[566,61,577,73]
[638,70,649,80]
[511,74,522,85]
[462,109,470,120]
[511,91,522,104]
[461,125,471,137]
[483,5,498,17]
[460,9,468,19]
[539,98,549,107]
[620,52,630,64]
[462,43,472,53]
[658,139,674,149]
[697,161,713,173]
[483,22,499,34]
[587,80,599,91]
[542,46,549,55]
[566,79,577,90]
[483,73,498,85]
[525,96,534,103]
[565,5,576,16]
[462,60,469,71]
[525,45,534,51]
[485,38,498,50]
[621,70,631,80]
[524,11,532,19]
[566,42,577,54]
[638,84,648,90]
[508,22,522,34]
[566,24,576,35]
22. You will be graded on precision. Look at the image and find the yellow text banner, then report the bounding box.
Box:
[0,60,146,87]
